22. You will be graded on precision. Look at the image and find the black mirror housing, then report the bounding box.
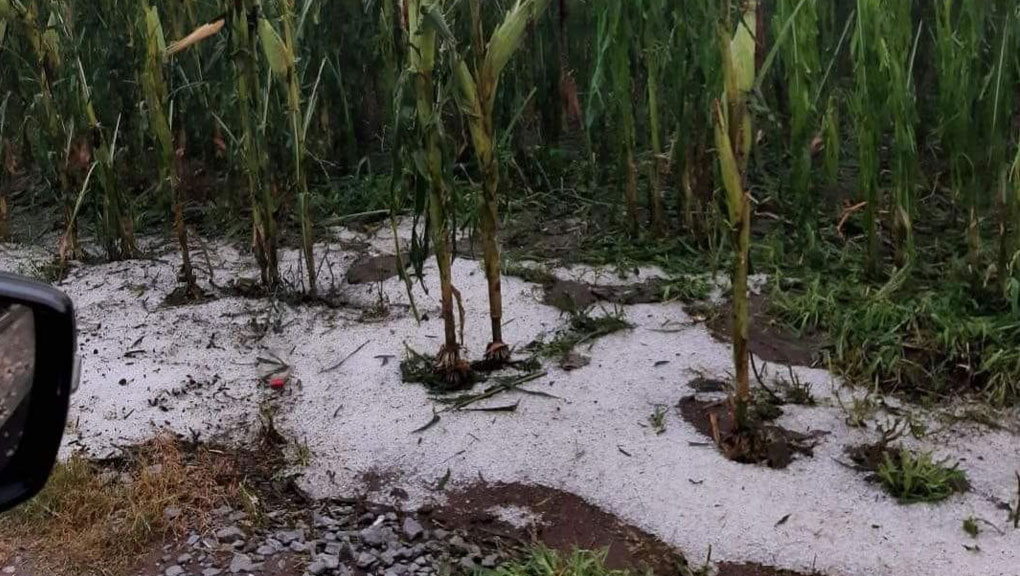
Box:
[0,272,76,514]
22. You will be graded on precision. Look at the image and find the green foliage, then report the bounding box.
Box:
[876,449,968,504]
[539,307,632,360]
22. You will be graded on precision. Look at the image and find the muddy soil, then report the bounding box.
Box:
[707,295,822,368]
[435,482,817,576]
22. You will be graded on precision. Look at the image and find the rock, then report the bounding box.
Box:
[401,518,423,541]
[431,529,449,540]
[481,554,499,568]
[176,553,193,564]
[357,552,378,568]
[163,506,182,521]
[380,549,397,566]
[319,555,340,570]
[307,560,329,575]
[360,525,392,548]
[358,512,376,524]
[289,540,307,553]
[215,526,246,543]
[165,566,185,576]
[187,534,201,546]
[467,544,482,558]
[275,529,304,545]
[1,567,14,575]
[228,553,260,574]
[255,545,276,556]
[146,463,164,476]
[202,569,222,576]
[324,542,342,556]
[458,558,477,572]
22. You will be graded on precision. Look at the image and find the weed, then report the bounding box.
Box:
[488,546,630,576]
[876,449,969,504]
[963,516,980,538]
[540,307,632,360]
[648,405,667,435]
[503,260,557,286]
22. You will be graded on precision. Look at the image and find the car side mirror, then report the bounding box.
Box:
[0,272,77,514]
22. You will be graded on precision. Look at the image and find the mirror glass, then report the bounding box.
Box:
[0,302,35,472]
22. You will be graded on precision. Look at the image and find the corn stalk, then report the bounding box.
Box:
[408,0,468,384]
[851,0,885,275]
[443,0,550,363]
[715,0,756,429]
[774,0,819,233]
[640,0,666,235]
[607,0,638,236]
[139,1,198,297]
[170,1,280,288]
[885,1,918,266]
[0,0,79,261]
[66,18,139,261]
[274,0,317,296]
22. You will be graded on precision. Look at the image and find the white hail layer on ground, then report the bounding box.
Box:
[1,223,1018,576]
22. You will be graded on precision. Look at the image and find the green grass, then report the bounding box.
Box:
[876,449,969,504]
[487,547,631,576]
[539,307,632,360]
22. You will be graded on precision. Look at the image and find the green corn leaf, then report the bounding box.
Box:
[730,0,757,93]
[485,0,551,83]
[259,17,292,78]
[145,6,166,57]
[713,101,743,226]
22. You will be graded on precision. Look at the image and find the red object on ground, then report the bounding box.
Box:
[269,377,286,390]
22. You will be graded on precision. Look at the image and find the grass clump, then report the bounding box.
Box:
[539,307,632,360]
[488,547,630,576]
[0,436,239,575]
[876,449,969,504]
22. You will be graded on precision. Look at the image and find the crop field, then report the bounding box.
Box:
[0,1,1019,576]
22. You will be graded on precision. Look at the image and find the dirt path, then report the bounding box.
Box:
[1,223,1018,576]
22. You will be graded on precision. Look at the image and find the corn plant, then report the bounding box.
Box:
[0,0,80,261]
[59,5,139,261]
[850,0,886,275]
[271,0,317,296]
[774,0,819,232]
[407,0,469,385]
[935,0,983,271]
[439,0,550,364]
[169,1,280,289]
[885,1,919,266]
[714,0,757,429]
[821,93,840,190]
[138,1,199,298]
[639,0,667,236]
[606,0,639,236]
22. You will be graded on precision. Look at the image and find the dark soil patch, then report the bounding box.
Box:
[435,482,819,576]
[677,395,821,469]
[541,278,673,312]
[708,295,822,368]
[435,482,685,575]
[161,284,211,307]
[346,254,408,285]
[689,377,728,393]
[543,279,598,311]
[504,215,585,260]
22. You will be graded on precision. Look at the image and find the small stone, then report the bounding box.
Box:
[357,552,378,568]
[202,569,223,576]
[447,536,465,549]
[319,555,340,570]
[215,526,246,543]
[255,545,276,556]
[482,554,499,568]
[381,549,397,566]
[458,557,477,572]
[360,526,391,548]
[164,566,185,576]
[358,512,376,524]
[163,506,182,521]
[307,560,328,576]
[385,512,398,521]
[228,553,260,574]
[177,553,193,564]
[431,529,449,540]
[324,542,342,556]
[187,534,201,546]
[290,541,307,553]
[2,567,14,575]
[275,529,304,545]
[401,518,423,541]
